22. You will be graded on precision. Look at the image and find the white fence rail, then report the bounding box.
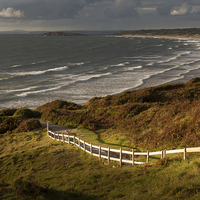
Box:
[47,122,200,166]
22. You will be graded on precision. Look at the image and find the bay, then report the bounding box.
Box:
[0,34,200,109]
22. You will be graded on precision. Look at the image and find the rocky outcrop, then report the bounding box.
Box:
[39,31,87,36]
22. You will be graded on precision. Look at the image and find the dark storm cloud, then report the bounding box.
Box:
[156,3,174,16]
[104,0,141,18]
[1,0,200,31]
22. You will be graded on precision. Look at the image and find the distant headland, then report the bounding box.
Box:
[39,31,88,36]
[110,28,200,38]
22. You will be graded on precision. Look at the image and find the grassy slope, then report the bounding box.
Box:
[38,78,200,151]
[2,78,200,199]
[1,129,200,200]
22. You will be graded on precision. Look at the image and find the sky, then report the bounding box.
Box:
[0,0,200,31]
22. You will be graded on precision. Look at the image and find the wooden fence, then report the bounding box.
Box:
[47,123,200,166]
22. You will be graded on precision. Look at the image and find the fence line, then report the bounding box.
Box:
[47,122,200,166]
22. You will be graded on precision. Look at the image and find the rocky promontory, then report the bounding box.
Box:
[39,31,88,36]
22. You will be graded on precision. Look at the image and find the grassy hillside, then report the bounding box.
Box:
[2,78,200,199]
[36,78,200,151]
[1,129,200,199]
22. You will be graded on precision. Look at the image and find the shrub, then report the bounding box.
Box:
[13,108,41,118]
[35,100,81,113]
[14,119,42,133]
[0,116,22,134]
[0,108,17,116]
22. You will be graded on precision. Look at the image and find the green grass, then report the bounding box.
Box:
[73,127,131,149]
[1,130,200,199]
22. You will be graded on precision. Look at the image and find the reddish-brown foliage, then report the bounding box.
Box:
[35,77,200,150]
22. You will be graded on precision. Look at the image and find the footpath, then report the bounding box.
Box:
[38,120,80,135]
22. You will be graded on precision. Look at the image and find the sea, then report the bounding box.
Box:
[1,32,200,110]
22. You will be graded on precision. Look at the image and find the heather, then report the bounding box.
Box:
[0,108,41,134]
[37,78,200,151]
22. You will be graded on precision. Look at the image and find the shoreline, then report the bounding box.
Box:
[111,34,200,39]
[109,28,200,39]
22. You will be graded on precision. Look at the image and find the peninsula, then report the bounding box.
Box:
[110,28,200,38]
[39,31,88,36]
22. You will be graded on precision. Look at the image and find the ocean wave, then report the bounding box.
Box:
[147,62,154,66]
[11,65,22,68]
[126,66,143,70]
[17,72,113,97]
[5,87,34,93]
[31,60,47,65]
[186,40,200,43]
[17,86,62,97]
[68,72,112,81]
[76,62,85,66]
[147,58,200,81]
[112,62,130,67]
[12,66,69,76]
[153,51,191,65]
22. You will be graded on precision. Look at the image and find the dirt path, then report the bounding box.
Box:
[38,120,80,135]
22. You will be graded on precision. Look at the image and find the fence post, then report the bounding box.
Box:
[120,148,122,167]
[78,138,80,147]
[183,148,187,160]
[84,141,86,151]
[73,135,75,146]
[58,132,60,141]
[62,133,64,143]
[47,121,49,136]
[132,149,134,166]
[108,146,110,165]
[54,131,56,140]
[161,150,163,159]
[146,151,149,163]
[68,134,70,144]
[99,145,101,160]
[90,143,92,155]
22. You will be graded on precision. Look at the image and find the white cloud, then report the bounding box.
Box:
[170,3,191,16]
[0,7,24,18]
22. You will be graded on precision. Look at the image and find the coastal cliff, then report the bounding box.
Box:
[39,31,88,36]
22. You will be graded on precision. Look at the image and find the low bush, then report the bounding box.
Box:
[13,107,41,118]
[0,108,17,116]
[35,100,81,113]
[14,119,42,133]
[0,116,22,134]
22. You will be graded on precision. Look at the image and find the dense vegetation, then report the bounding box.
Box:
[3,78,200,150]
[35,78,200,151]
[111,28,200,38]
[0,108,41,134]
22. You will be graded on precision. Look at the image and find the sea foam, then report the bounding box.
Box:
[12,66,69,76]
